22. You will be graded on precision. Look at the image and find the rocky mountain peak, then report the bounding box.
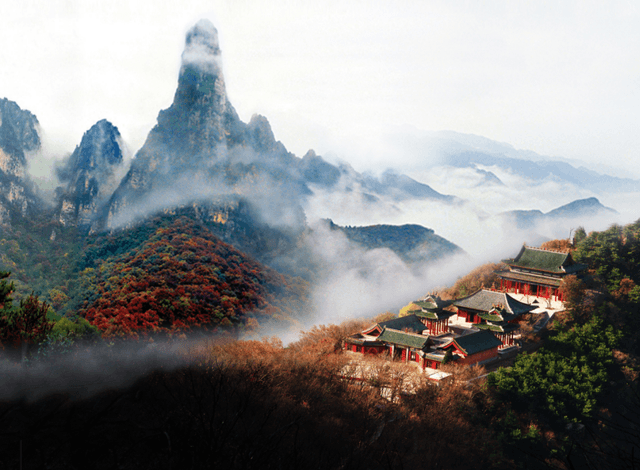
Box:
[154,19,233,154]
[104,20,246,229]
[0,98,40,177]
[61,119,122,176]
[103,19,451,236]
[56,119,125,228]
[181,19,222,75]
[246,114,279,152]
[0,98,40,158]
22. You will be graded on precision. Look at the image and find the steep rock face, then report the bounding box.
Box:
[152,20,242,159]
[0,98,41,226]
[103,18,314,271]
[107,20,304,230]
[99,19,460,274]
[55,119,125,228]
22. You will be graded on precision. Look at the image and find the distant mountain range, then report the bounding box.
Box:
[386,128,640,193]
[446,151,639,193]
[496,197,618,231]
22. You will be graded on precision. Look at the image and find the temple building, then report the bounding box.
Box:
[495,245,587,302]
[344,306,504,369]
[343,245,591,375]
[412,295,455,335]
[344,315,428,362]
[452,289,535,348]
[441,330,503,365]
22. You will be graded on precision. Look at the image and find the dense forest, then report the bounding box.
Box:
[1,221,640,468]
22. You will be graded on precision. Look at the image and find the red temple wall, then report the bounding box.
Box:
[457,308,477,322]
[456,347,499,365]
[501,278,566,301]
[345,343,386,355]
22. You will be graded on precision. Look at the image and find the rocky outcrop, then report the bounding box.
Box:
[0,98,41,226]
[55,119,125,228]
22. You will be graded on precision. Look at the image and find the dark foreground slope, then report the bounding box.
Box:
[0,337,503,470]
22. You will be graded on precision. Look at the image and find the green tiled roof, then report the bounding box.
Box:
[377,328,429,349]
[476,322,520,333]
[453,290,535,316]
[475,323,505,332]
[477,311,505,322]
[495,269,563,288]
[415,309,455,320]
[379,315,427,334]
[414,300,437,309]
[452,330,503,355]
[504,246,581,274]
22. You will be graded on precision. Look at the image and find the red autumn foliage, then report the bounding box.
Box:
[78,217,308,338]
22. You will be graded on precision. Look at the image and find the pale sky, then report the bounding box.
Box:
[2,0,640,174]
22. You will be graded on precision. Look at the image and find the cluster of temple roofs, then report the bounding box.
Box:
[344,244,587,371]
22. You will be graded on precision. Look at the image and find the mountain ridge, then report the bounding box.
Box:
[498,197,617,231]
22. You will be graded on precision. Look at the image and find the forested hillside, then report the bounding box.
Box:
[326,219,464,266]
[0,214,309,340]
[485,221,640,468]
[75,216,308,336]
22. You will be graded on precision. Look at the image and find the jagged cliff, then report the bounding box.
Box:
[105,20,308,246]
[55,119,125,229]
[0,98,42,227]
